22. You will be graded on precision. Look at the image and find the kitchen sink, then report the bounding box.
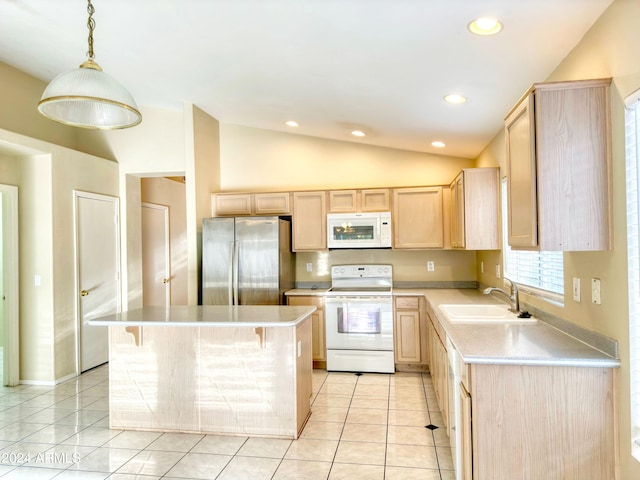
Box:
[439,304,537,324]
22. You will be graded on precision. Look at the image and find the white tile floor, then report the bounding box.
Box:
[0,365,454,479]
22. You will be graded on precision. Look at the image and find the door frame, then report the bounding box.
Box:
[141,201,171,307]
[73,190,121,374]
[0,184,19,386]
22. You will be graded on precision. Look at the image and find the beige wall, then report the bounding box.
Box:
[185,104,221,304]
[473,1,640,476]
[219,124,474,191]
[0,62,77,152]
[0,129,118,383]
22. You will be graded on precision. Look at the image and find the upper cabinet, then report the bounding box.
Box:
[328,188,390,213]
[292,191,327,251]
[505,78,612,251]
[393,187,444,249]
[450,168,500,250]
[212,192,291,216]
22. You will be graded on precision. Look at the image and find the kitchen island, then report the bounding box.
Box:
[89,305,315,439]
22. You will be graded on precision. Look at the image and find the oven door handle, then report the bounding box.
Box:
[325,296,392,303]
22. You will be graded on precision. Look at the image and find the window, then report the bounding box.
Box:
[501,180,564,302]
[625,89,640,459]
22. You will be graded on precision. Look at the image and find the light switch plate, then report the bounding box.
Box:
[572,277,581,302]
[592,278,601,304]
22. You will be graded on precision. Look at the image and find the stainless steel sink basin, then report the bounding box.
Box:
[439,304,537,324]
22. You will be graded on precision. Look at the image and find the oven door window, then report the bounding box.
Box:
[331,224,374,241]
[337,304,381,334]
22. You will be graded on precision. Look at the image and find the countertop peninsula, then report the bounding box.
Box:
[96,305,315,439]
[89,305,316,328]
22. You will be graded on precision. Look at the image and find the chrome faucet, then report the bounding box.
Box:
[483,277,520,313]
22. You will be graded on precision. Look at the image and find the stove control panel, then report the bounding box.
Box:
[331,264,393,279]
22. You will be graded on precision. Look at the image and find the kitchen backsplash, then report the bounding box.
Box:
[295,249,478,287]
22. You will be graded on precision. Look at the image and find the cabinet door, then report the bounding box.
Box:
[292,191,327,251]
[328,190,357,213]
[535,81,612,250]
[253,192,291,215]
[287,296,326,361]
[462,168,500,250]
[459,381,473,480]
[450,173,464,248]
[213,193,252,216]
[393,187,444,248]
[505,93,538,248]
[394,310,421,363]
[361,189,390,211]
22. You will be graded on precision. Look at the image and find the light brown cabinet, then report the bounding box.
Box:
[253,192,292,215]
[426,307,449,431]
[426,298,617,479]
[450,168,500,250]
[393,186,444,249]
[292,191,327,251]
[212,192,291,216]
[469,363,617,478]
[328,188,390,213]
[287,295,326,364]
[212,193,253,216]
[505,78,612,250]
[393,297,422,364]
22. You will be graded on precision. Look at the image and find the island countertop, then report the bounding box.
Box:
[89,305,316,328]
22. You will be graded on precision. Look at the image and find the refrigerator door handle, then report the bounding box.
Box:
[233,241,240,305]
[227,241,234,305]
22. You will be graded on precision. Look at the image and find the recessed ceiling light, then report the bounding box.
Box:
[444,94,467,105]
[467,17,503,36]
[432,141,446,148]
[351,130,366,137]
[285,120,299,127]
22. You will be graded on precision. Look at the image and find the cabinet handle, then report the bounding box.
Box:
[163,278,170,284]
[80,290,89,297]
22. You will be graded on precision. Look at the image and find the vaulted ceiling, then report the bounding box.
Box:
[0,0,613,158]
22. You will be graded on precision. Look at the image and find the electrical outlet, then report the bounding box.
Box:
[306,263,312,272]
[572,277,581,302]
[427,261,435,272]
[592,278,601,304]
[480,261,484,274]
[495,264,501,279]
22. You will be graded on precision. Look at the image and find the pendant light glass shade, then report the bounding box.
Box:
[37,1,142,129]
[38,60,141,129]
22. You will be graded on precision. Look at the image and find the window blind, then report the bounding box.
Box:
[625,95,640,456]
[501,180,564,298]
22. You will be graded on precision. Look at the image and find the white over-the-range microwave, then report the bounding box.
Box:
[326,212,392,249]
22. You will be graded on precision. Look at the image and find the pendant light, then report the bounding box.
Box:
[37,0,142,129]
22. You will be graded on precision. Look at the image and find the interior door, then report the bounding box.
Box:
[0,185,19,386]
[141,202,170,307]
[75,192,120,372]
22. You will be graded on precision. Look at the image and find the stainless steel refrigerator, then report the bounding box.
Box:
[202,216,295,305]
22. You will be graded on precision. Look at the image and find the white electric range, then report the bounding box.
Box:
[324,264,394,374]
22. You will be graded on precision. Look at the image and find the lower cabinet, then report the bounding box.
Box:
[426,300,617,479]
[426,308,449,431]
[394,296,428,371]
[459,381,472,480]
[287,295,326,364]
[468,363,617,479]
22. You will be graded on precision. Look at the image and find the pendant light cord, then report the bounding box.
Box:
[87,0,95,61]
